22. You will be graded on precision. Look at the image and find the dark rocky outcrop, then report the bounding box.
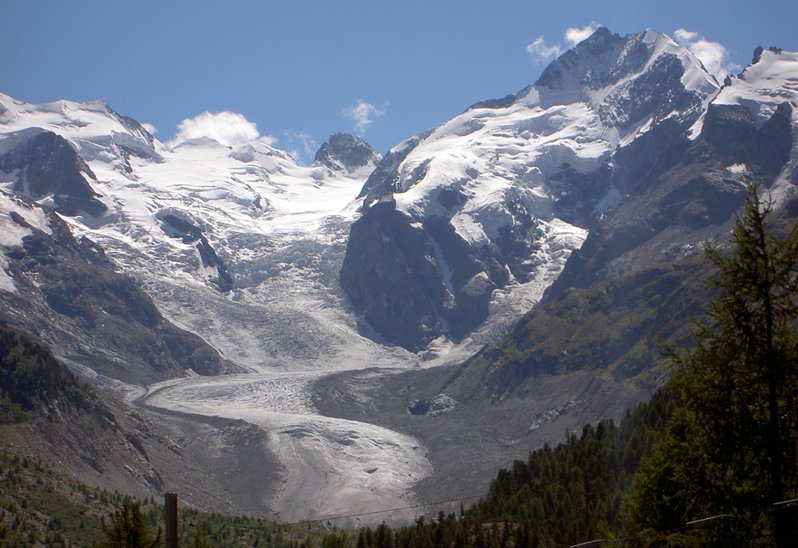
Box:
[157,213,233,292]
[701,101,793,175]
[341,199,446,350]
[702,103,758,156]
[340,199,500,350]
[0,131,107,216]
[750,102,793,175]
[314,133,380,173]
[357,131,432,202]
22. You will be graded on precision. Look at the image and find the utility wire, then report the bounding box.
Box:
[209,492,491,533]
[286,493,487,526]
[570,502,798,548]
[280,456,529,527]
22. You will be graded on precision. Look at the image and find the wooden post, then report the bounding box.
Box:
[165,493,178,548]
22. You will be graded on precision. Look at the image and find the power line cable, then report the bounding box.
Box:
[286,493,487,526]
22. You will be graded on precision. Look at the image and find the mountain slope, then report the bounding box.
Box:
[0,192,228,384]
[443,46,798,392]
[313,36,798,512]
[0,28,796,526]
[342,28,721,351]
[0,322,287,517]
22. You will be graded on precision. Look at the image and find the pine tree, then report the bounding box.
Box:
[101,500,161,547]
[624,183,798,545]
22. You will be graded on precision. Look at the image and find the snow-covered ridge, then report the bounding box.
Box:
[341,28,769,352]
[0,92,160,161]
[0,91,400,374]
[714,48,798,124]
[0,91,378,284]
[380,28,720,249]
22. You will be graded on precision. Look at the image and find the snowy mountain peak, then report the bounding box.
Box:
[0,91,380,325]
[534,27,718,107]
[0,93,163,171]
[534,27,629,91]
[361,27,720,229]
[340,27,729,351]
[314,133,381,175]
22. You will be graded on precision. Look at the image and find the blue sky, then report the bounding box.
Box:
[2,1,797,162]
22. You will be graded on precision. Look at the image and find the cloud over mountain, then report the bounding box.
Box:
[169,111,277,148]
[343,100,385,135]
[527,21,601,63]
[674,28,737,81]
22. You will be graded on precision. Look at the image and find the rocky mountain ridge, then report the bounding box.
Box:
[310,35,798,507]
[390,44,798,400]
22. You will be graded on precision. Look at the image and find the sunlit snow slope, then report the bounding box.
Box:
[0,92,417,371]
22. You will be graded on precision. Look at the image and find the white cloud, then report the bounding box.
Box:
[257,134,279,147]
[295,133,318,160]
[282,131,318,164]
[526,22,602,63]
[673,28,698,43]
[526,37,562,63]
[343,100,385,135]
[141,122,157,135]
[169,111,276,148]
[674,28,737,81]
[564,22,601,47]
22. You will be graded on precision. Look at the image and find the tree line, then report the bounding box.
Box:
[344,184,798,546]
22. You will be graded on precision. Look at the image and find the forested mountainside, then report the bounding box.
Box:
[350,388,675,547]
[347,188,798,547]
[0,322,105,423]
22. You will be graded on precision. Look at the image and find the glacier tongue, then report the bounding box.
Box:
[142,371,431,524]
[0,93,438,523]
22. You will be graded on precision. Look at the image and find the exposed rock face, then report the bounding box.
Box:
[341,198,506,350]
[534,27,632,91]
[700,100,794,174]
[357,132,431,202]
[314,133,381,173]
[0,131,107,216]
[0,195,228,384]
[157,213,234,293]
